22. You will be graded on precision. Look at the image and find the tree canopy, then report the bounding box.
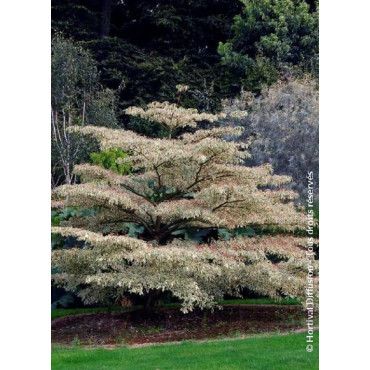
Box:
[221,78,319,198]
[52,0,244,112]
[219,0,318,92]
[51,35,118,186]
[51,94,317,312]
[52,0,318,114]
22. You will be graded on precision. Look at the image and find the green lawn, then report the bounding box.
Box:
[217,298,300,306]
[52,298,300,320]
[52,331,318,370]
[51,306,137,320]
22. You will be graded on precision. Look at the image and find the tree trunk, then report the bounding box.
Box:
[64,164,71,185]
[143,290,161,313]
[100,0,112,38]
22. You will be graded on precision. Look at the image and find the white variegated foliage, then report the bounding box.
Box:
[52,102,317,312]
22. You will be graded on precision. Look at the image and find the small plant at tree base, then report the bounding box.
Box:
[90,148,132,175]
[71,336,80,347]
[51,95,318,313]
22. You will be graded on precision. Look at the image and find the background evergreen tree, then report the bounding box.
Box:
[218,0,319,92]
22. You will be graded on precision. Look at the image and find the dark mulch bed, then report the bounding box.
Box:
[51,304,309,345]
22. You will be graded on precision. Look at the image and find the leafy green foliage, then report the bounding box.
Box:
[127,116,170,139]
[51,293,75,309]
[171,227,256,243]
[122,223,145,238]
[51,34,99,112]
[52,207,96,250]
[219,0,319,92]
[51,34,118,128]
[90,148,132,175]
[52,207,96,227]
[171,228,212,243]
[52,0,319,130]
[51,0,243,115]
[218,227,256,241]
[51,35,118,186]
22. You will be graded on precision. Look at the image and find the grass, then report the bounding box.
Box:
[52,298,300,320]
[52,331,318,370]
[51,306,138,320]
[218,298,300,305]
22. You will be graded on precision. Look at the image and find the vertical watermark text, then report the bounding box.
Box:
[306,171,315,352]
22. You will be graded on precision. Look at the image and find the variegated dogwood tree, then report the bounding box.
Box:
[51,95,318,312]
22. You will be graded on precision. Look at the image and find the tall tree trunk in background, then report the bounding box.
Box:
[51,105,85,186]
[143,290,162,313]
[100,0,112,38]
